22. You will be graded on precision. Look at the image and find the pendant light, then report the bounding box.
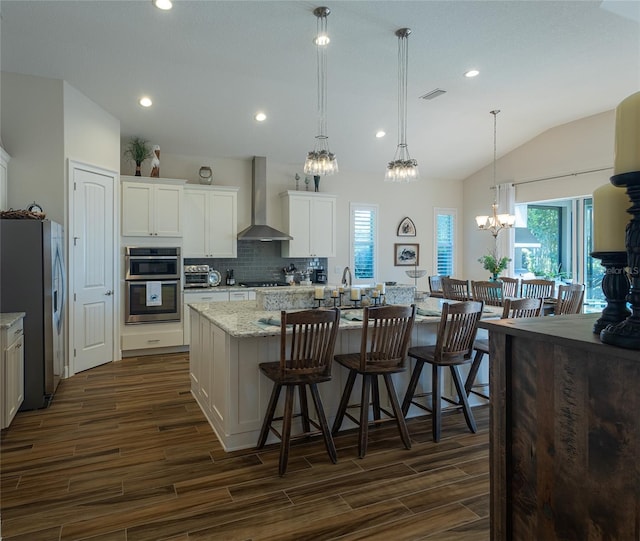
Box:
[385,28,419,182]
[304,6,338,176]
[475,110,515,236]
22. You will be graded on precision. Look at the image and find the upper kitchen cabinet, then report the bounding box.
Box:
[121,176,185,237]
[280,191,336,258]
[183,185,239,258]
[0,147,10,211]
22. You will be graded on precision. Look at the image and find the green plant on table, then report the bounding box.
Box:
[478,251,511,280]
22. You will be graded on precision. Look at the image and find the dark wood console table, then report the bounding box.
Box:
[480,314,640,540]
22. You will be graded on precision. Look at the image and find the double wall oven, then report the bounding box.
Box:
[125,247,182,323]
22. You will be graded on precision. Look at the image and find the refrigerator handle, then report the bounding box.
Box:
[54,242,66,334]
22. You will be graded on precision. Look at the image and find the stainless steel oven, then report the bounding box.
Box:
[124,247,181,323]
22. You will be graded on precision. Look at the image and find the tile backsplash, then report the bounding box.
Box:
[185,240,327,283]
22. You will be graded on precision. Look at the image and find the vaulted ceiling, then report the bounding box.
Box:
[1,1,639,180]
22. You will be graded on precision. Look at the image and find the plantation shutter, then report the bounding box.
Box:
[352,206,376,280]
[436,212,455,276]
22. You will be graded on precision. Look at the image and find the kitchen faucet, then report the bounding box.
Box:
[341,266,352,287]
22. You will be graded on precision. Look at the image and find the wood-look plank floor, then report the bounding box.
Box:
[0,353,490,541]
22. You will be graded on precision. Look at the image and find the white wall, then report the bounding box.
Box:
[1,72,65,223]
[122,146,465,290]
[463,110,615,281]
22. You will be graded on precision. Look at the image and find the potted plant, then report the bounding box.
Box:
[478,252,511,281]
[124,137,153,176]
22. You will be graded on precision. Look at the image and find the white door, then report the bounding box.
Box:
[71,163,116,373]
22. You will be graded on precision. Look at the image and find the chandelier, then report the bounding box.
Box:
[304,6,338,176]
[475,110,515,237]
[385,28,419,182]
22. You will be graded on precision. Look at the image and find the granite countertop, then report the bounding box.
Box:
[0,312,25,329]
[188,297,501,338]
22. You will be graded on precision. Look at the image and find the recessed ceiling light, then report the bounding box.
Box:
[375,130,386,138]
[153,0,172,10]
[255,112,267,122]
[464,69,480,78]
[139,97,153,107]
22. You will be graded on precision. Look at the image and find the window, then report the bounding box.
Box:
[434,208,456,276]
[350,203,377,282]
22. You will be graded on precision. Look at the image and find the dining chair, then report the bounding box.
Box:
[554,283,585,315]
[441,277,471,301]
[520,278,555,300]
[256,308,340,476]
[471,280,503,306]
[500,276,520,298]
[428,275,447,298]
[332,304,416,458]
[466,297,543,401]
[402,300,484,442]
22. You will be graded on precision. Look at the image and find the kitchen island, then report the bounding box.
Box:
[189,295,500,451]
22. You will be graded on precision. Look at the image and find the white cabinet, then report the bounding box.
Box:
[1,315,24,429]
[280,191,336,257]
[121,177,185,237]
[183,186,238,258]
[0,147,10,211]
[183,289,255,345]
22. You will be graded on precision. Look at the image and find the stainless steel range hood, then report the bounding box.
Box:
[237,156,293,241]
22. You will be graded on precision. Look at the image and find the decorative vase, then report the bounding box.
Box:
[199,166,213,185]
[135,161,142,176]
[314,175,320,192]
[491,273,499,282]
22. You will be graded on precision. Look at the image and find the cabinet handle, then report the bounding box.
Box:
[13,329,22,336]
[147,339,161,343]
[16,343,22,349]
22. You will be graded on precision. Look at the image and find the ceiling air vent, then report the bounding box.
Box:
[420,88,446,100]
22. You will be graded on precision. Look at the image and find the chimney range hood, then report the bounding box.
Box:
[237,156,293,242]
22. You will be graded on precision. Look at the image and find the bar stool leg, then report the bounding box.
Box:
[383,373,411,449]
[358,374,371,458]
[432,364,442,442]
[402,358,424,416]
[464,349,485,396]
[257,383,281,449]
[371,377,381,422]
[332,370,356,435]
[298,384,310,434]
[450,366,477,434]
[279,385,296,476]
[309,383,337,464]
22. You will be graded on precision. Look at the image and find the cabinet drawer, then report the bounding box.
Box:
[121,329,184,350]
[2,318,24,346]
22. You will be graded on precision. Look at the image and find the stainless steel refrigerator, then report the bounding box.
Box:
[1,219,65,410]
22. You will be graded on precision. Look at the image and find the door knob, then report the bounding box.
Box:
[105,290,113,296]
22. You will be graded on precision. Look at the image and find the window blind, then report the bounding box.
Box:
[436,212,455,276]
[352,206,377,280]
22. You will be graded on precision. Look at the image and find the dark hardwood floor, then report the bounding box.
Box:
[0,353,490,540]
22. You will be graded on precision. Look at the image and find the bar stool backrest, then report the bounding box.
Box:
[520,279,555,299]
[442,277,471,301]
[471,280,503,306]
[555,283,585,315]
[428,275,447,297]
[501,297,543,319]
[435,300,484,364]
[500,277,520,298]
[358,304,416,371]
[280,308,340,377]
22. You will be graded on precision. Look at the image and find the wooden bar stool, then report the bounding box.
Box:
[256,308,340,476]
[332,304,416,459]
[466,297,543,400]
[402,300,483,442]
[441,277,471,301]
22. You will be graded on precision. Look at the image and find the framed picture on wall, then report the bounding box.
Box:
[397,217,416,237]
[394,243,419,266]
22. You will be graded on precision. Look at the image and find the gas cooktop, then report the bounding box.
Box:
[238,281,290,288]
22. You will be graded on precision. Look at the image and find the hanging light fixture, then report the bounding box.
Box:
[304,6,338,176]
[475,110,516,237]
[385,28,419,182]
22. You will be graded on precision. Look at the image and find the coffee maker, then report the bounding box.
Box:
[314,267,327,284]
